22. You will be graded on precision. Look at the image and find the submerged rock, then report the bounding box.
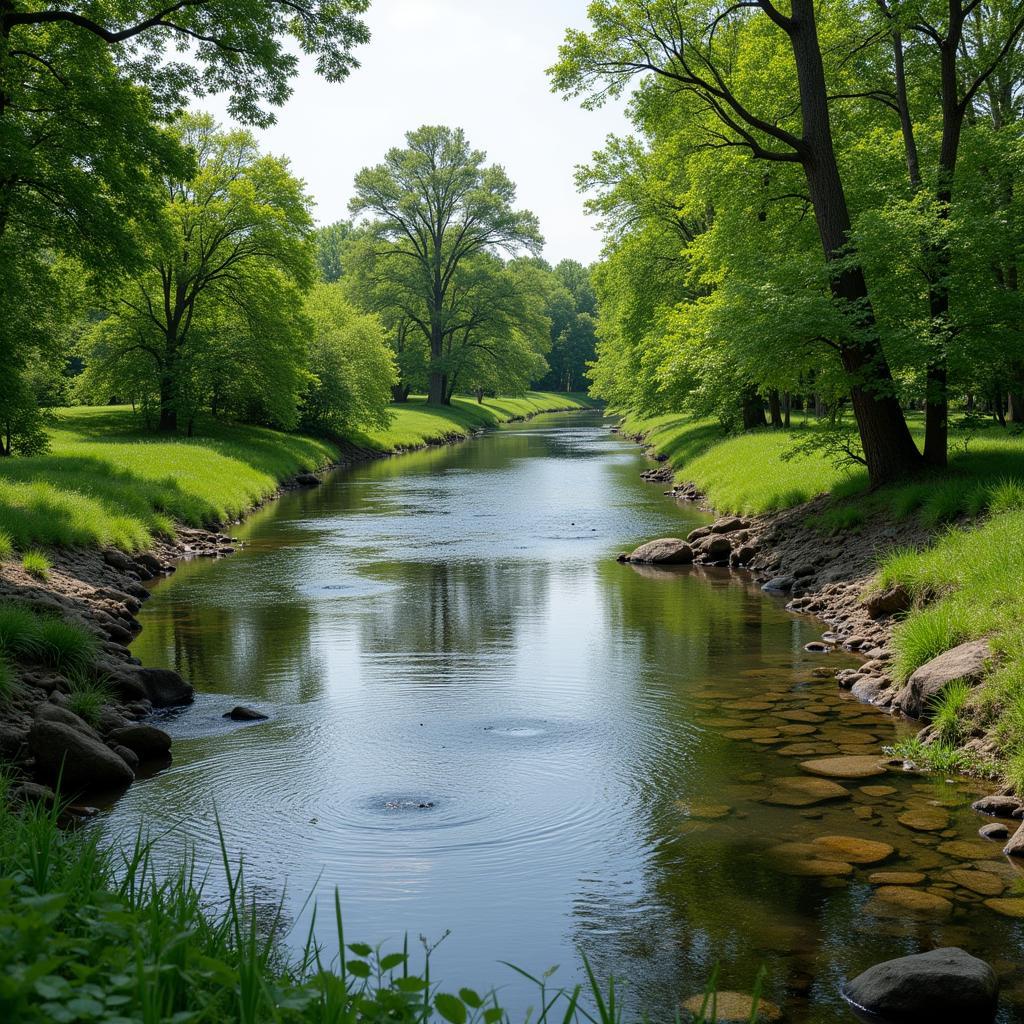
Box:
[799,755,887,779]
[681,991,781,1022]
[843,947,998,1023]
[224,705,269,722]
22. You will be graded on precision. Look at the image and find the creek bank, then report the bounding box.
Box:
[0,403,593,802]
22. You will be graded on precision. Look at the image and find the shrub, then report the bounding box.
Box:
[35,617,98,674]
[0,602,43,658]
[22,550,51,580]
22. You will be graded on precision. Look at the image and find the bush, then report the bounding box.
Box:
[35,617,98,674]
[21,550,50,580]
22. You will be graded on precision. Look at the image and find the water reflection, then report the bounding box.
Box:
[101,413,1024,1023]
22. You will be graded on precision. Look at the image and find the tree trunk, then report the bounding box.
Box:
[787,1,923,486]
[158,373,177,432]
[783,391,791,428]
[741,388,767,430]
[391,384,409,403]
[768,389,783,427]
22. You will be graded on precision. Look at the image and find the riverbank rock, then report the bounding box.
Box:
[108,724,172,759]
[1001,821,1024,857]
[863,585,912,619]
[224,705,269,722]
[135,667,194,707]
[681,991,781,1022]
[843,948,998,1023]
[895,640,991,720]
[972,794,1023,817]
[623,538,694,565]
[29,719,134,792]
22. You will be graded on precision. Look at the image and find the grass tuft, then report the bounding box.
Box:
[65,675,112,726]
[0,603,43,658]
[892,603,970,683]
[0,530,11,561]
[35,617,99,675]
[930,679,973,746]
[21,550,51,580]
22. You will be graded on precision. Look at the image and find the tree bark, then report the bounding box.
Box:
[158,372,177,432]
[787,1,923,485]
[741,388,767,430]
[768,389,783,427]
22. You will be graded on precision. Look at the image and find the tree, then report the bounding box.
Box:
[301,283,396,434]
[349,125,543,405]
[79,114,314,432]
[313,220,353,282]
[552,0,925,485]
[537,259,598,392]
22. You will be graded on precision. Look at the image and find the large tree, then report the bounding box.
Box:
[552,0,925,485]
[80,114,314,432]
[349,125,543,405]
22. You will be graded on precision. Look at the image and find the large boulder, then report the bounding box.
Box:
[1002,821,1024,858]
[29,719,134,792]
[895,640,991,719]
[135,667,194,707]
[843,947,998,1023]
[709,516,747,534]
[698,535,732,561]
[108,724,172,759]
[624,538,694,565]
[35,703,99,737]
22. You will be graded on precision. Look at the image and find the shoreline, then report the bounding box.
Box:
[618,424,1005,786]
[0,400,594,806]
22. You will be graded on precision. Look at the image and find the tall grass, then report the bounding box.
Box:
[66,675,112,725]
[35,617,99,674]
[0,795,744,1024]
[0,530,11,561]
[0,602,43,658]
[21,550,51,580]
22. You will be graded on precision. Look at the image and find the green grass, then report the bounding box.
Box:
[0,602,44,658]
[0,397,594,552]
[0,790,741,1024]
[34,617,100,675]
[65,675,112,726]
[0,531,11,561]
[348,393,596,452]
[930,679,973,746]
[21,550,51,580]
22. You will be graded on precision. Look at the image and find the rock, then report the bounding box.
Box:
[295,472,321,486]
[804,641,832,653]
[108,724,172,759]
[859,785,897,797]
[624,538,694,565]
[0,723,28,760]
[985,898,1024,918]
[776,857,853,877]
[135,667,194,707]
[867,886,954,919]
[898,808,950,833]
[843,948,998,1023]
[863,585,912,619]
[761,576,794,594]
[868,871,925,886]
[135,552,166,575]
[686,526,711,543]
[223,705,269,722]
[112,744,140,770]
[939,839,996,860]
[29,719,134,792]
[35,703,99,738]
[895,640,991,720]
[709,516,747,534]
[734,545,757,564]
[799,755,887,779]
[972,794,1023,818]
[944,869,1004,896]
[979,822,1009,840]
[1002,820,1024,858]
[9,781,56,806]
[103,548,134,571]
[813,835,894,865]
[851,677,889,704]
[762,777,851,807]
[681,991,781,1022]
[97,707,129,734]
[699,536,732,560]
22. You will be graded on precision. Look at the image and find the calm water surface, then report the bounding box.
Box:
[102,413,1024,1021]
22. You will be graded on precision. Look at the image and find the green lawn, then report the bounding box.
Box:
[0,394,595,552]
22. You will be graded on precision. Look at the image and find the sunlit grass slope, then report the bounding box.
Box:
[350,392,596,450]
[0,395,595,552]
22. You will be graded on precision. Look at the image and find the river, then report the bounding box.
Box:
[100,411,1024,1022]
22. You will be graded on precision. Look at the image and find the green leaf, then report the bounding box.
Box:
[395,976,428,993]
[347,943,373,957]
[380,952,407,972]
[435,992,467,1024]
[459,988,482,1009]
[346,959,371,978]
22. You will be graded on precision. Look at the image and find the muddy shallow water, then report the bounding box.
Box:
[100,412,1024,1021]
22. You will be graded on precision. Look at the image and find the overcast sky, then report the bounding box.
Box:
[208,1,632,265]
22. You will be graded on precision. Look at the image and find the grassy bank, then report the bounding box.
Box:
[0,394,594,553]
[621,408,1024,783]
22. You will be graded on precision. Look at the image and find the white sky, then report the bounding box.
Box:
[208,1,631,265]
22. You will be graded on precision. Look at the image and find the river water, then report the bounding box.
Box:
[102,412,1024,1022]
